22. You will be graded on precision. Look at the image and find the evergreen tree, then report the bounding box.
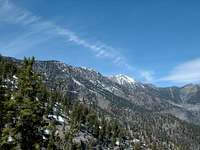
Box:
[1,57,48,149]
[0,78,7,147]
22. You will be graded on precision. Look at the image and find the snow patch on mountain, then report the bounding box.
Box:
[72,78,84,87]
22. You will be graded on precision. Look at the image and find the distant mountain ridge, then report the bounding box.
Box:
[4,55,200,124]
[30,57,200,125]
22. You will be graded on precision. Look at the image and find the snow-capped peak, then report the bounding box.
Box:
[110,74,136,85]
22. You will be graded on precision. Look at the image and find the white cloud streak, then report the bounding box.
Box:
[140,70,155,83]
[0,0,133,70]
[161,58,200,84]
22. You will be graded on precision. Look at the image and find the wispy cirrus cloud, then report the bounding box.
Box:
[0,0,133,70]
[0,0,40,25]
[161,58,200,84]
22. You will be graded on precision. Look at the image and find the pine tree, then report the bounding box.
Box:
[0,56,17,149]
[0,78,5,136]
[2,57,48,149]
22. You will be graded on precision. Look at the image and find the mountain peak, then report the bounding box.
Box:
[110,74,136,85]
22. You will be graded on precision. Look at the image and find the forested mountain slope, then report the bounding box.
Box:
[1,55,200,150]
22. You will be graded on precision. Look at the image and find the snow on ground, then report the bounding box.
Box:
[13,75,18,80]
[58,116,64,122]
[132,138,140,143]
[48,114,65,123]
[44,129,50,135]
[8,136,13,142]
[116,140,120,146]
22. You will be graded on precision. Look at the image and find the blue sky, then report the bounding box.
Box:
[0,0,200,87]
